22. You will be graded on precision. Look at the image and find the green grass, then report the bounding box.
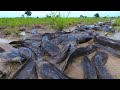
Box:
[0,17,110,28]
[78,18,111,24]
[3,27,20,36]
[0,17,111,35]
[113,18,120,26]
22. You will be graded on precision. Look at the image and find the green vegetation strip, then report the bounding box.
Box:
[0,17,112,35]
[0,17,110,27]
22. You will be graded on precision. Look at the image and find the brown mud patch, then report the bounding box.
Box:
[105,54,120,79]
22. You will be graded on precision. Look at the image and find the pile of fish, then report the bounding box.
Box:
[0,21,118,79]
[75,21,114,32]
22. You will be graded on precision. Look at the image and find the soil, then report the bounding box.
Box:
[0,24,120,79]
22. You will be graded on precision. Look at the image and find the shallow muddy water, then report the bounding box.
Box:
[108,32,120,40]
[0,38,12,44]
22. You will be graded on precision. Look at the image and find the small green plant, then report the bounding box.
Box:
[3,28,12,35]
[13,27,20,35]
[54,17,65,30]
[48,11,71,30]
[3,27,20,36]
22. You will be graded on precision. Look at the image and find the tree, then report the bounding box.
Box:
[56,15,60,18]
[84,16,87,18]
[94,13,100,18]
[21,14,24,18]
[80,15,84,18]
[103,16,107,18]
[46,14,51,18]
[25,11,32,17]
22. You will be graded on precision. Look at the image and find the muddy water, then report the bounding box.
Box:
[0,38,16,51]
[108,32,120,40]
[64,57,84,79]
[0,38,12,44]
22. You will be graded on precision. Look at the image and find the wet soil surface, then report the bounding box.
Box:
[0,24,120,79]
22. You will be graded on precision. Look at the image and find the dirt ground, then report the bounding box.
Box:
[0,25,120,79]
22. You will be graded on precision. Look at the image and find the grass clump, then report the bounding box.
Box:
[3,27,11,35]
[13,27,20,36]
[3,27,20,36]
[113,18,120,26]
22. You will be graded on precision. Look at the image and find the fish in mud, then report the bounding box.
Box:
[94,36,120,51]
[81,56,97,79]
[92,51,113,79]
[36,60,71,79]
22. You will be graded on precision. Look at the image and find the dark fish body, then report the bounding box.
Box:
[41,35,61,57]
[94,21,112,26]
[75,25,90,30]
[9,39,41,48]
[43,31,71,40]
[12,55,37,79]
[94,36,120,50]
[22,45,44,58]
[0,47,34,63]
[52,44,71,64]
[75,32,93,44]
[92,51,108,65]
[99,27,114,32]
[52,31,93,45]
[52,34,70,45]
[81,56,97,79]
[0,49,22,63]
[18,47,33,60]
[92,51,113,79]
[69,45,97,63]
[11,47,39,79]
[10,40,44,58]
[95,43,120,58]
[36,60,71,79]
[62,45,77,72]
[62,45,97,72]
[60,35,77,46]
